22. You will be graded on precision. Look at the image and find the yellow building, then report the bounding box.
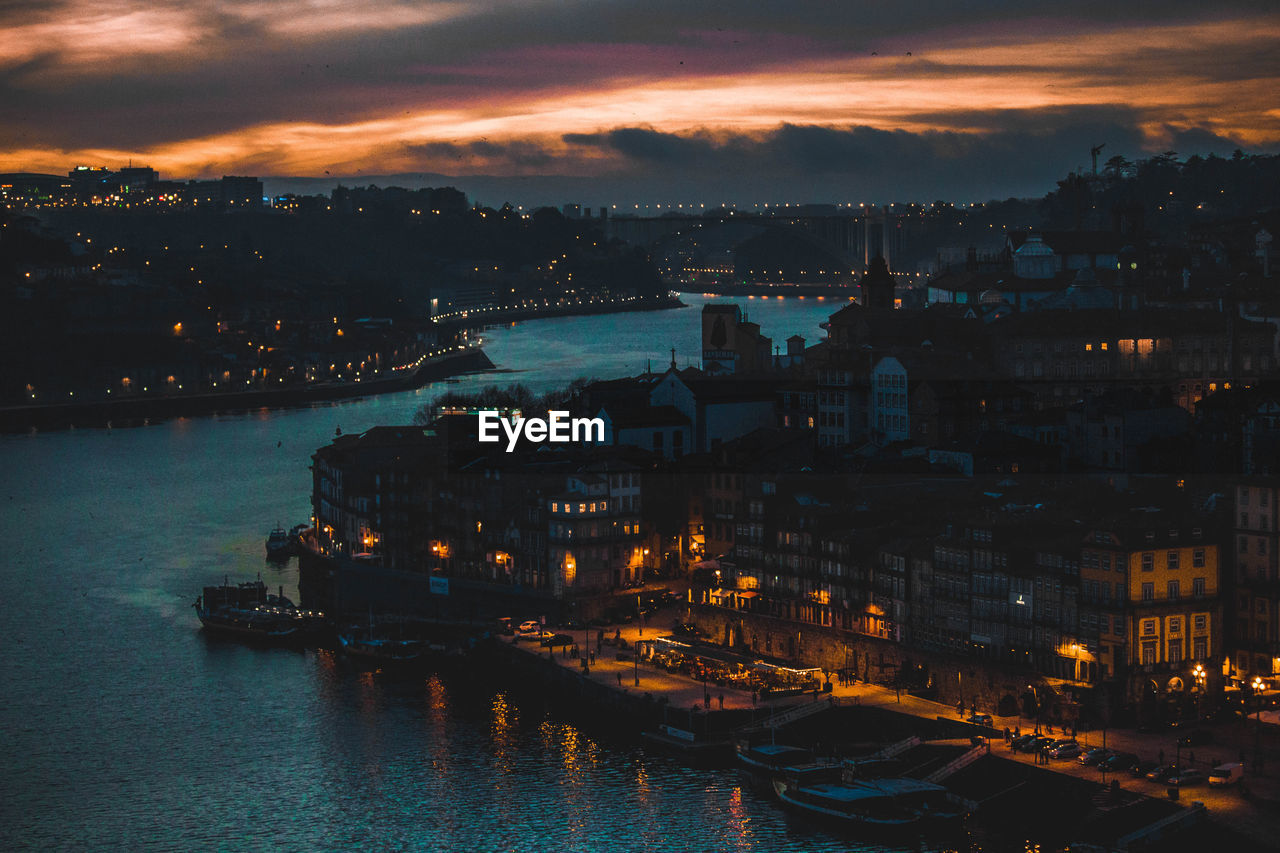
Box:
[1124,527,1221,690]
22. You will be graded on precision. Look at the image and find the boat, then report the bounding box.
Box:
[851,777,967,824]
[193,578,325,641]
[771,778,922,829]
[736,741,842,792]
[337,610,425,664]
[265,524,293,558]
[337,632,424,663]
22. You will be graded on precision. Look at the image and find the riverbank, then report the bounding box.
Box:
[490,619,1280,850]
[0,346,494,432]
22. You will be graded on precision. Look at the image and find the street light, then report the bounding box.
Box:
[1193,663,1206,721]
[1253,675,1265,770]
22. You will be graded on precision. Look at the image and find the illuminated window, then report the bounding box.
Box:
[551,502,559,513]
[1085,343,1093,351]
[1100,342,1108,351]
[579,503,586,514]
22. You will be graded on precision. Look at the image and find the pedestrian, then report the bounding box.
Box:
[718,693,724,709]
[616,672,622,686]
[751,688,758,706]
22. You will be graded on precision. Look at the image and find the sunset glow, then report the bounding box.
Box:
[2,1,1277,199]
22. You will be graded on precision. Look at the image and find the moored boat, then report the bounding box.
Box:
[772,778,922,829]
[337,632,424,663]
[265,525,293,558]
[193,578,325,641]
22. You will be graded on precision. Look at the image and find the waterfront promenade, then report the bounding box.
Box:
[509,621,1280,846]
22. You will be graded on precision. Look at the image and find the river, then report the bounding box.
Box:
[0,294,979,851]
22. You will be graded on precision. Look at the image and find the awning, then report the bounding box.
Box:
[736,590,759,599]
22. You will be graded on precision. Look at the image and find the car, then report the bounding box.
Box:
[1079,747,1113,766]
[1178,729,1212,746]
[1145,765,1181,782]
[967,713,994,727]
[1011,734,1040,750]
[1048,742,1082,759]
[1208,763,1245,786]
[1100,752,1140,773]
[1168,769,1207,786]
[540,632,574,647]
[1030,736,1056,752]
[517,620,541,634]
[1130,760,1160,778]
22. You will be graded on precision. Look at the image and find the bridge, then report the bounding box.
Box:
[601,208,911,272]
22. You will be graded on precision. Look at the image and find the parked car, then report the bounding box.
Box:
[517,620,541,634]
[1208,763,1245,787]
[1030,736,1056,752]
[1012,734,1040,751]
[1049,742,1082,759]
[967,713,994,727]
[1079,747,1113,766]
[1145,765,1181,783]
[540,632,574,648]
[1130,760,1161,778]
[1168,769,1207,786]
[1178,729,1212,746]
[1100,753,1140,773]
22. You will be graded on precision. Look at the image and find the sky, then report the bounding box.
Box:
[2,0,1279,206]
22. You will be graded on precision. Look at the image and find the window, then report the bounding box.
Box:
[1141,553,1154,572]
[1142,644,1156,666]
[1193,549,1205,568]
[551,502,559,513]
[1260,538,1268,555]
[1167,580,1180,600]
[1142,582,1154,601]
[1194,614,1207,631]
[1168,642,1183,664]
[1167,551,1179,570]
[1142,618,1156,636]
[1169,617,1182,634]
[1194,637,1207,660]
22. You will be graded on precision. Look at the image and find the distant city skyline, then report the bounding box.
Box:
[3,1,1279,206]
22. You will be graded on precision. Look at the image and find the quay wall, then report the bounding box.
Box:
[686,605,1092,724]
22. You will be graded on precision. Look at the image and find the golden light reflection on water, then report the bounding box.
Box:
[425,672,449,714]
[722,785,756,851]
[490,692,518,775]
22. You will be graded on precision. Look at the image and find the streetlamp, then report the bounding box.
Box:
[1253,675,1265,770]
[1193,663,1206,721]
